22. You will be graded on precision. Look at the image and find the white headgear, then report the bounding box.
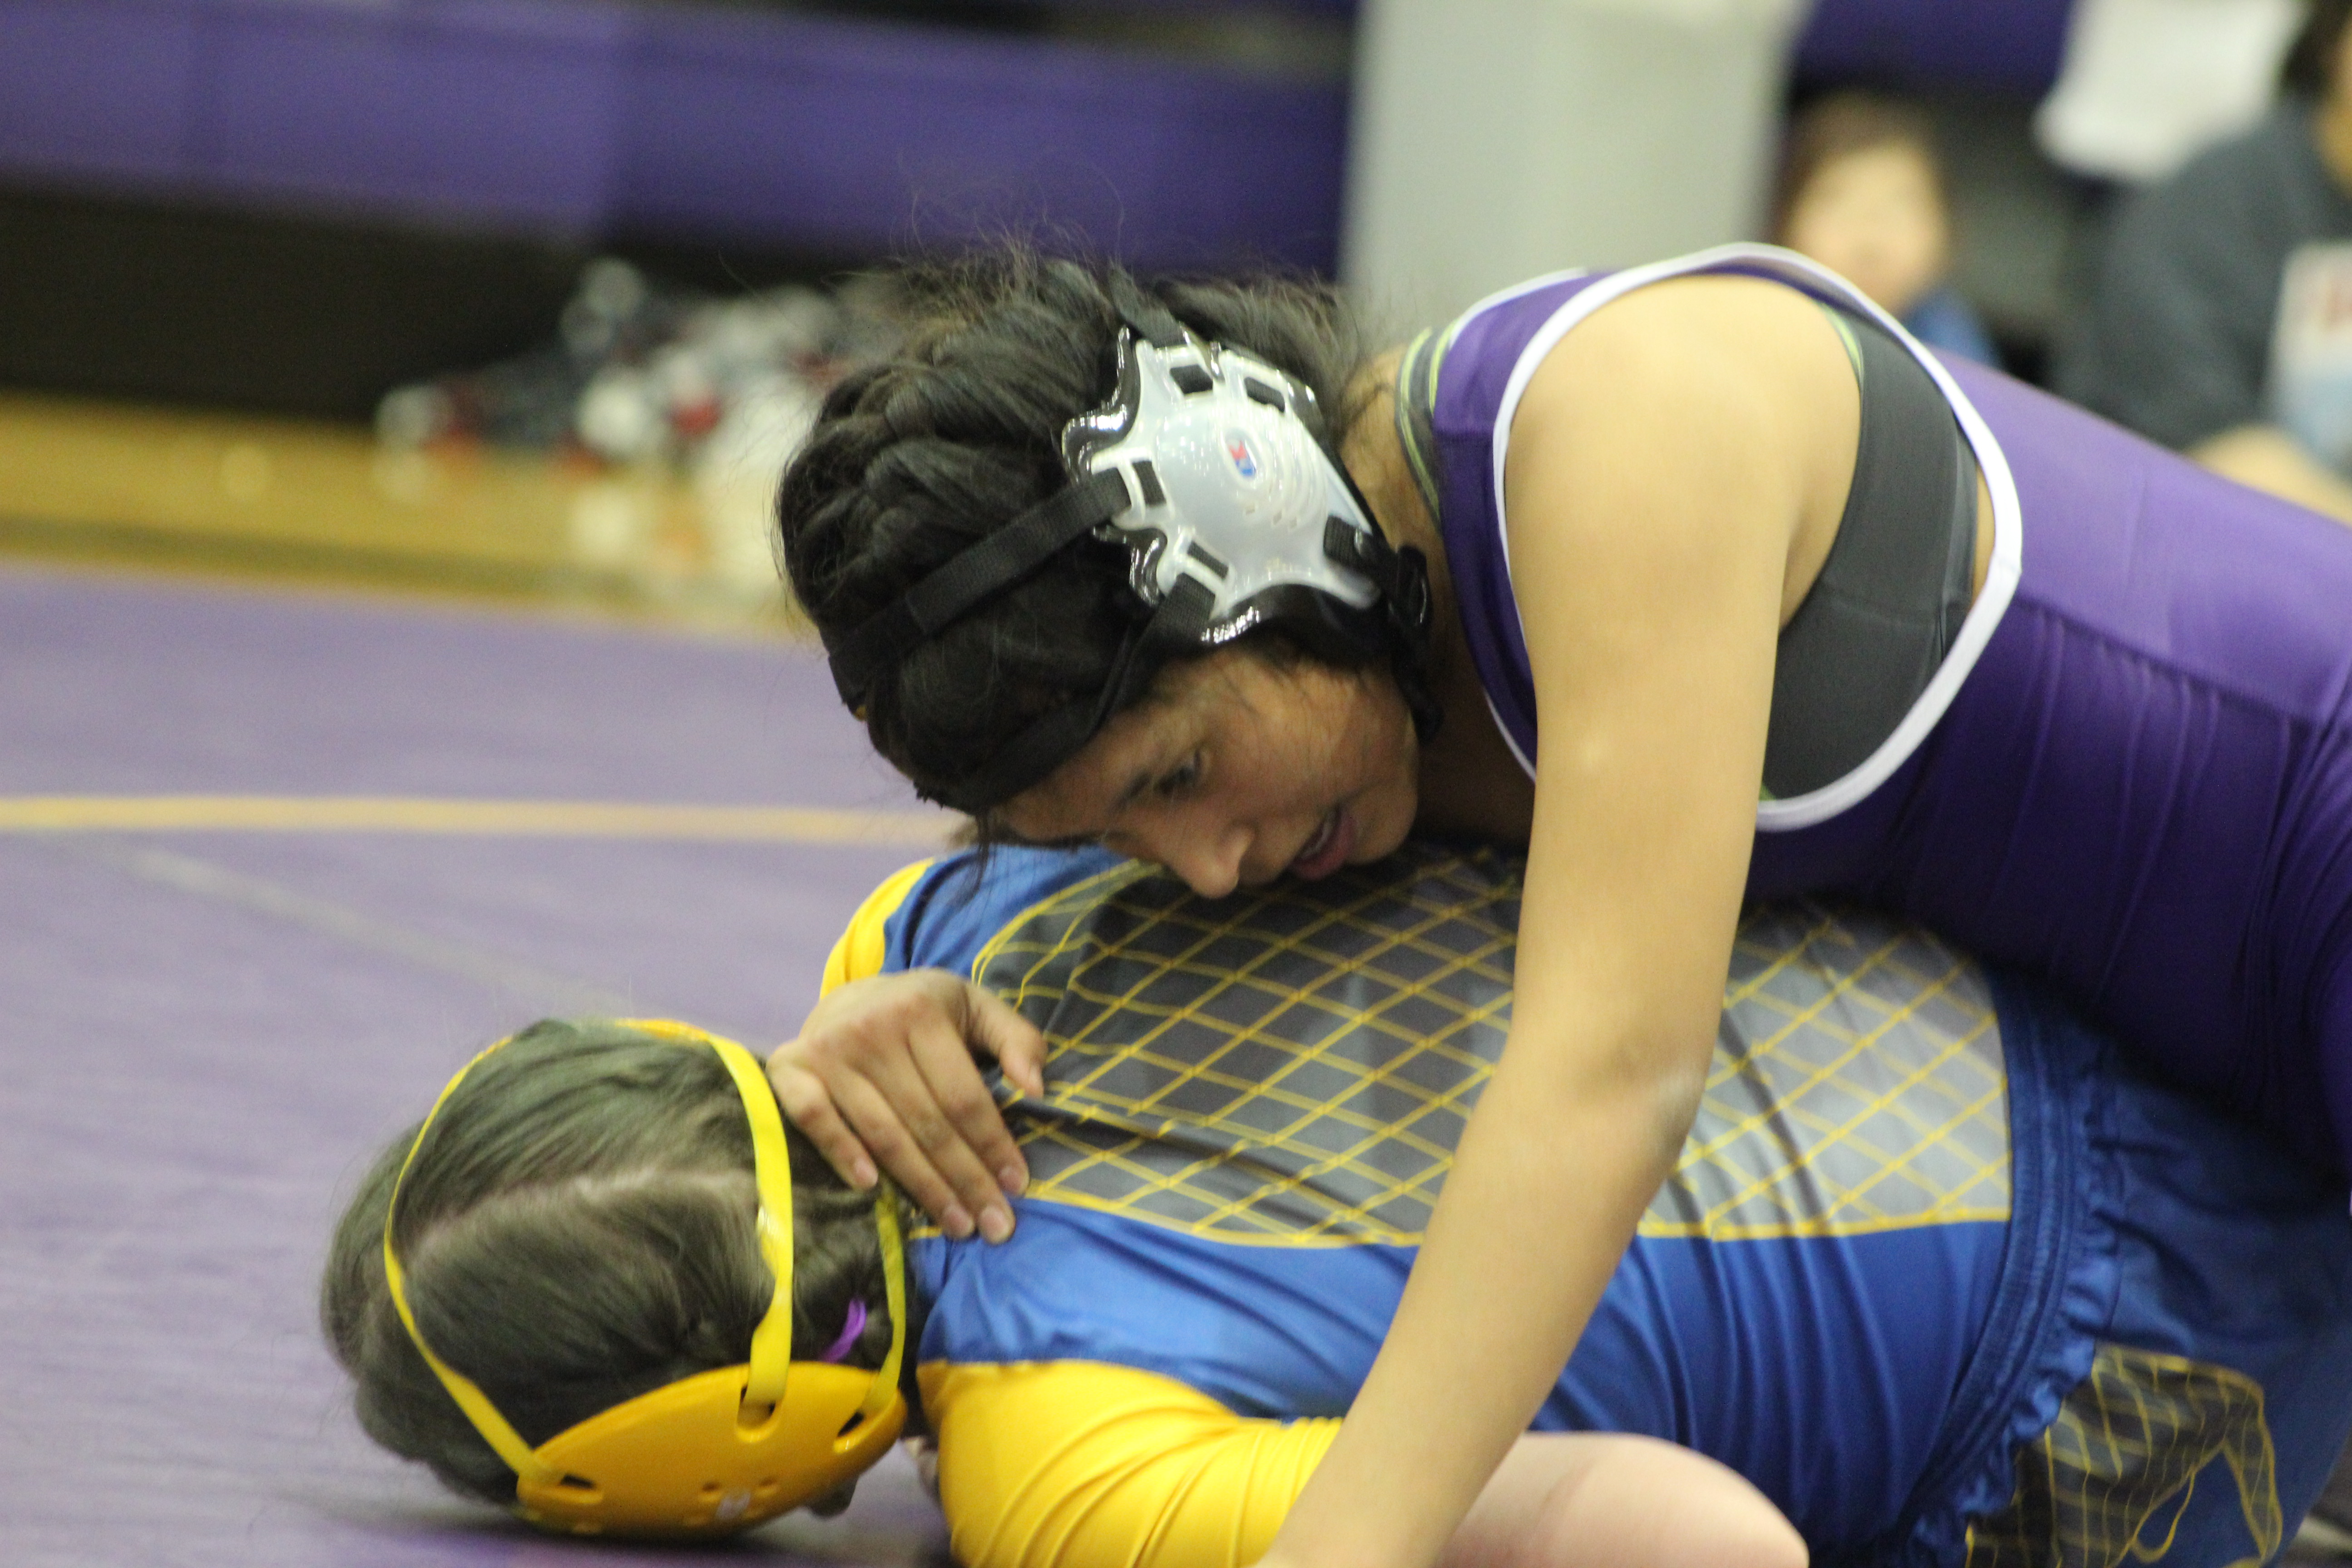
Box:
[827,289,1435,813]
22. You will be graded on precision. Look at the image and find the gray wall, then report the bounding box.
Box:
[1343,0,1809,336]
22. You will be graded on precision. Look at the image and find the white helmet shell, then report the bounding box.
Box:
[1064,330,1381,642]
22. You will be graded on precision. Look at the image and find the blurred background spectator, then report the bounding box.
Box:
[1771,92,1997,362]
[2058,0,2352,522]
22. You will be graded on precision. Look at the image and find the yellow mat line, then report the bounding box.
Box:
[0,795,953,845]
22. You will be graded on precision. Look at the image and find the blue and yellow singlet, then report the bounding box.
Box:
[824,844,2352,1568]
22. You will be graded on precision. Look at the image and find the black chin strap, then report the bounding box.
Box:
[936,576,1215,815]
[1326,519,1442,743]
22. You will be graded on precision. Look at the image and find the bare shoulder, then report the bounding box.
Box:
[1503,274,1859,592]
[1513,274,1853,455]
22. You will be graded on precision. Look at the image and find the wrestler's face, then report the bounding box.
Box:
[1781,140,1950,320]
[998,647,1419,898]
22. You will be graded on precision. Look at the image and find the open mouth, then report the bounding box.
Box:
[1289,806,1354,880]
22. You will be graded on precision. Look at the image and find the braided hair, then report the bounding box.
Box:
[776,252,1372,812]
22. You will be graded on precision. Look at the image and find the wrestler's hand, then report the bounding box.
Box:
[768,970,1044,1243]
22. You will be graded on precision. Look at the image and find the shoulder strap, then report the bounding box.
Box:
[1392,327,1445,524]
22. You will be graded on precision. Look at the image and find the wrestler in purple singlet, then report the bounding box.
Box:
[1419,247,2352,1173]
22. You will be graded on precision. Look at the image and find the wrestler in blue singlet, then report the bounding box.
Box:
[1401,245,2352,1173]
[827,844,2352,1568]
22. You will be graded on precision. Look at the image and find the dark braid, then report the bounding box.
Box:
[777,251,1370,807]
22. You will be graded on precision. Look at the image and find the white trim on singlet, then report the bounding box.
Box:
[1456,264,1599,325]
[1486,690,1539,777]
[1481,242,2025,831]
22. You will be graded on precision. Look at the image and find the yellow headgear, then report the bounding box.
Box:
[382,1019,908,1537]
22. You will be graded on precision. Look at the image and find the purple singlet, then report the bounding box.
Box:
[1421,246,2352,1172]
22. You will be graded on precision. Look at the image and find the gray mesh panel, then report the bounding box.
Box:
[974,847,2008,1244]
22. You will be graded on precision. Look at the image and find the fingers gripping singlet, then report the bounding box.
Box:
[1405,244,2352,1173]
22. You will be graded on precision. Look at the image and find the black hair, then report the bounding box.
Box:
[2283,0,2352,97]
[774,251,1372,813]
[320,1019,895,1508]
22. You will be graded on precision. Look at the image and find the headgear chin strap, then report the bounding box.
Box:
[382,1019,909,1538]
[825,287,1437,815]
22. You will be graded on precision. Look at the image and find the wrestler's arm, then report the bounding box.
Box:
[769,859,1044,1242]
[1262,278,1857,1568]
[927,1363,1802,1568]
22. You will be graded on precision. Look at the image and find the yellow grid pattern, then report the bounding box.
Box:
[1658,904,2010,1240]
[970,848,2009,1246]
[1964,1346,2281,1568]
[973,848,1515,1245]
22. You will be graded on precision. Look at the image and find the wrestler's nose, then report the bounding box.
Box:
[1153,815,1248,899]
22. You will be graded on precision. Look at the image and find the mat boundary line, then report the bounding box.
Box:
[0,795,954,845]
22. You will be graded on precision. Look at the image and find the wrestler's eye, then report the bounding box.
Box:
[1156,753,1202,800]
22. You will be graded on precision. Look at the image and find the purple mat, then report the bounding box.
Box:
[0,564,951,1567]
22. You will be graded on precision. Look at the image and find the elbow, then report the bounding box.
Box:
[1499,1013,1715,1182]
[1525,1036,1710,1176]
[1636,1054,1708,1169]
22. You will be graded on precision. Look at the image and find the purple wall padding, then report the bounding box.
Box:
[0,2,203,185]
[199,0,630,229]
[1792,0,2078,98]
[0,0,1349,271]
[619,8,1348,269]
